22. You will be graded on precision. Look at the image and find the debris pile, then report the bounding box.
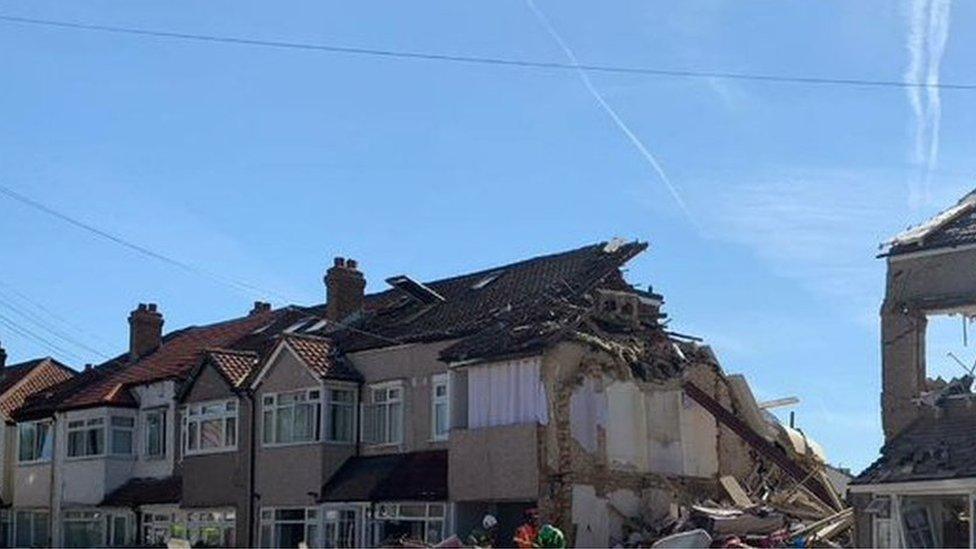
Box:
[604,382,854,549]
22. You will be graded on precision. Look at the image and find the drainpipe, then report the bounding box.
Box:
[247,389,257,548]
[48,413,59,547]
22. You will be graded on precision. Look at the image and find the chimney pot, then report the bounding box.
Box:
[325,257,365,322]
[129,303,164,361]
[250,301,272,316]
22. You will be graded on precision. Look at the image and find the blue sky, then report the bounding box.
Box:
[1,0,975,472]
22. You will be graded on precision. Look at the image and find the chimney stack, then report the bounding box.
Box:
[249,301,272,316]
[325,257,366,322]
[0,340,6,368]
[129,303,164,361]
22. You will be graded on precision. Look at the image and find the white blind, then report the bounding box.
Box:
[467,358,549,428]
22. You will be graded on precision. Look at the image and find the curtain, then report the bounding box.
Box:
[467,358,548,428]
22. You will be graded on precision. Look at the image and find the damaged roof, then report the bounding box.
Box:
[884,190,976,257]
[278,333,361,382]
[331,241,650,359]
[852,401,976,485]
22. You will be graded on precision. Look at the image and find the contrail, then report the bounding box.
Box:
[524,0,699,230]
[905,0,952,201]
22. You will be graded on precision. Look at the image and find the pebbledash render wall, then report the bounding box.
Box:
[881,246,976,439]
[180,364,253,547]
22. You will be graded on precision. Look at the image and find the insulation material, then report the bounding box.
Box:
[467,357,549,428]
[726,374,777,440]
[572,484,610,548]
[645,390,684,475]
[606,382,648,471]
[679,394,719,477]
[570,376,607,453]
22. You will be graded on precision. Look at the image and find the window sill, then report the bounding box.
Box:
[184,446,237,457]
[66,454,136,463]
[262,440,320,449]
[16,459,51,466]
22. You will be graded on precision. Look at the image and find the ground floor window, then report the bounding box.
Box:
[62,511,104,548]
[370,502,445,546]
[141,511,174,546]
[14,509,48,548]
[186,510,236,547]
[260,508,319,548]
[323,507,359,548]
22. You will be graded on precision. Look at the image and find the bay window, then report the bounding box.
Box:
[262,389,322,445]
[186,510,235,547]
[67,418,105,458]
[363,382,403,446]
[182,400,238,455]
[144,409,166,458]
[431,374,449,441]
[326,388,355,443]
[371,503,445,546]
[17,421,52,463]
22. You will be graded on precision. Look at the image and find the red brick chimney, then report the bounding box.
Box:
[325,257,366,322]
[249,301,272,316]
[129,303,164,361]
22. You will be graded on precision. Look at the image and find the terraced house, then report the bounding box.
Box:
[0,240,801,548]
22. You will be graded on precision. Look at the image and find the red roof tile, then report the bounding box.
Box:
[280,334,361,382]
[0,359,75,418]
[60,311,281,409]
[205,348,258,388]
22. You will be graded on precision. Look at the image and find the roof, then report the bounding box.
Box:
[205,349,258,388]
[852,401,976,485]
[20,309,286,415]
[329,241,648,356]
[100,476,182,507]
[279,334,361,382]
[885,190,976,256]
[319,450,448,502]
[0,358,75,418]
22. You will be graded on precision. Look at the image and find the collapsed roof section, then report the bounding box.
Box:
[882,189,976,257]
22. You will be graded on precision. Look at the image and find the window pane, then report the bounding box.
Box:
[146,413,163,456]
[90,428,105,455]
[275,509,306,521]
[112,429,133,455]
[32,513,48,547]
[188,421,198,450]
[226,417,237,446]
[19,425,36,461]
[389,402,402,442]
[435,402,448,436]
[68,431,84,457]
[277,407,294,443]
[38,424,52,460]
[111,417,134,428]
[262,410,274,444]
[200,419,223,449]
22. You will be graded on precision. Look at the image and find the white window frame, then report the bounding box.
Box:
[143,408,167,459]
[362,381,404,446]
[182,399,239,456]
[17,420,53,463]
[62,510,106,548]
[325,386,356,444]
[140,511,173,546]
[109,416,135,456]
[430,374,449,441]
[370,502,446,546]
[14,509,49,548]
[261,388,323,447]
[259,507,319,548]
[185,509,236,547]
[67,417,107,459]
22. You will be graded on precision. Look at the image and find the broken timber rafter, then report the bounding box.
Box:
[681,381,839,511]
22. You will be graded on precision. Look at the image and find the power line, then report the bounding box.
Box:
[0,280,116,350]
[0,311,87,363]
[0,292,110,358]
[0,184,294,302]
[1,13,975,92]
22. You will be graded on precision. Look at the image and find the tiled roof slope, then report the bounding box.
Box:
[329,241,648,353]
[852,401,976,485]
[280,334,361,382]
[0,359,75,418]
[205,349,258,388]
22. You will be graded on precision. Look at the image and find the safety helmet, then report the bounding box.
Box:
[482,514,498,529]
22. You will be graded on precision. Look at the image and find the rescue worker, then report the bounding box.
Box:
[467,514,499,548]
[513,508,540,549]
[536,524,566,549]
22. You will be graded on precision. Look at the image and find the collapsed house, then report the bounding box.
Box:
[1,240,846,547]
[851,190,976,548]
